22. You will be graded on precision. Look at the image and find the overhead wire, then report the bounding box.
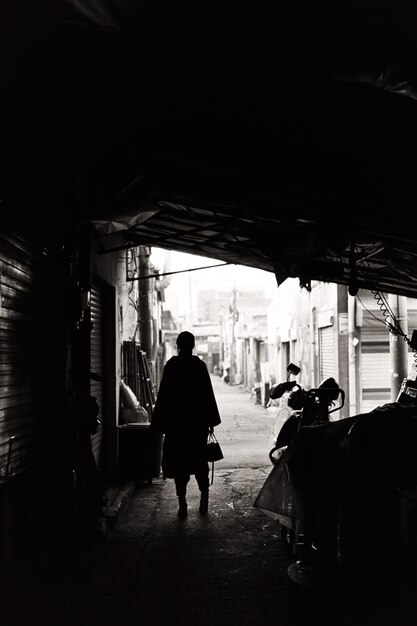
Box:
[356,253,417,368]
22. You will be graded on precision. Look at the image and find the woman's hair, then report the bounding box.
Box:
[176,331,195,352]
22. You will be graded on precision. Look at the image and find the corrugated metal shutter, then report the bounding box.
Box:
[0,232,39,478]
[408,350,417,374]
[361,328,390,412]
[90,283,104,471]
[319,326,334,381]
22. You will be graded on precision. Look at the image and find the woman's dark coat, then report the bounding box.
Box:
[150,355,221,478]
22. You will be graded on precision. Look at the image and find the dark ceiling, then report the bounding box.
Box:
[2,1,417,296]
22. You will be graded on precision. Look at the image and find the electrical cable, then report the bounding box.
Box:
[356,253,417,370]
[370,290,405,336]
[365,289,417,369]
[357,254,409,336]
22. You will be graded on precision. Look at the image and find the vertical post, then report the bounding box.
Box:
[138,246,153,359]
[389,294,409,401]
[348,294,357,417]
[229,287,237,385]
[188,271,193,332]
[311,307,319,388]
[219,314,224,362]
[337,284,350,419]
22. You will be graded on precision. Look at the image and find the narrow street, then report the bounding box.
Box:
[209,374,277,470]
[6,376,417,626]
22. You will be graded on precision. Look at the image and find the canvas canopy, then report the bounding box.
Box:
[2,1,417,296]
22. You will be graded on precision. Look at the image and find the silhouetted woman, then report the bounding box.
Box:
[151,331,221,518]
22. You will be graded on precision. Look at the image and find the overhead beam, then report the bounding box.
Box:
[126,261,232,282]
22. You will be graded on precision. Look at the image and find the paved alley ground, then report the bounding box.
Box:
[5,376,417,626]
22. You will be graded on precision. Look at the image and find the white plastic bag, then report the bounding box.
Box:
[119,405,150,425]
[120,380,139,409]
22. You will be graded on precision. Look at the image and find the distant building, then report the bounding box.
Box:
[267,279,417,417]
[197,288,271,326]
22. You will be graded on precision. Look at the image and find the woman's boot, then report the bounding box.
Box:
[199,489,209,514]
[178,495,188,519]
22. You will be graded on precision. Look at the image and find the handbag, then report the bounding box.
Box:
[206,432,224,462]
[206,432,224,484]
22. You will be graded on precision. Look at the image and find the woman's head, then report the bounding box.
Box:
[176,331,195,354]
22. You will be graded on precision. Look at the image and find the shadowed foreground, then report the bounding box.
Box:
[5,465,417,626]
[4,377,417,625]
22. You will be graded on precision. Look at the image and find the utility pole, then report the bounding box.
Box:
[229,287,238,385]
[187,270,193,332]
[138,246,153,359]
[219,313,224,362]
[337,285,349,419]
[348,294,359,417]
[389,294,409,401]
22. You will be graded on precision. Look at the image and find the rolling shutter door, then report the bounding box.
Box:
[361,328,390,413]
[90,283,104,471]
[0,232,39,478]
[408,350,417,375]
[319,326,334,382]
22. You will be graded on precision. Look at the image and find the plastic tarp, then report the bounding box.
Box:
[254,403,417,525]
[254,414,357,522]
[91,205,161,236]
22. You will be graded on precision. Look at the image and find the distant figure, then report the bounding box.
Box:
[150,331,221,518]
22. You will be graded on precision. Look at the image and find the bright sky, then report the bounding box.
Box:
[150,248,277,321]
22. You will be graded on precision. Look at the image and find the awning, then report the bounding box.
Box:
[2,1,417,296]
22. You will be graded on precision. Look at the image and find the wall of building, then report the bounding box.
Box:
[267,279,417,418]
[267,278,339,390]
[92,239,168,475]
[91,235,123,478]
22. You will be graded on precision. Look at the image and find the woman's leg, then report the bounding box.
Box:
[195,469,210,514]
[174,474,190,518]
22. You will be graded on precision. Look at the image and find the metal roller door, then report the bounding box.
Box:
[319,326,335,382]
[0,231,40,479]
[361,328,390,413]
[90,283,104,471]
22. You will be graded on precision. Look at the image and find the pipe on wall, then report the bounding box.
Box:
[138,246,153,359]
[389,294,409,401]
[348,294,357,417]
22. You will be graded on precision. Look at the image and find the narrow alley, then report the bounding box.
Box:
[5,377,417,626]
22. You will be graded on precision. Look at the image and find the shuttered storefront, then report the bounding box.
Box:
[0,232,40,480]
[90,282,104,471]
[319,325,335,382]
[360,328,391,413]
